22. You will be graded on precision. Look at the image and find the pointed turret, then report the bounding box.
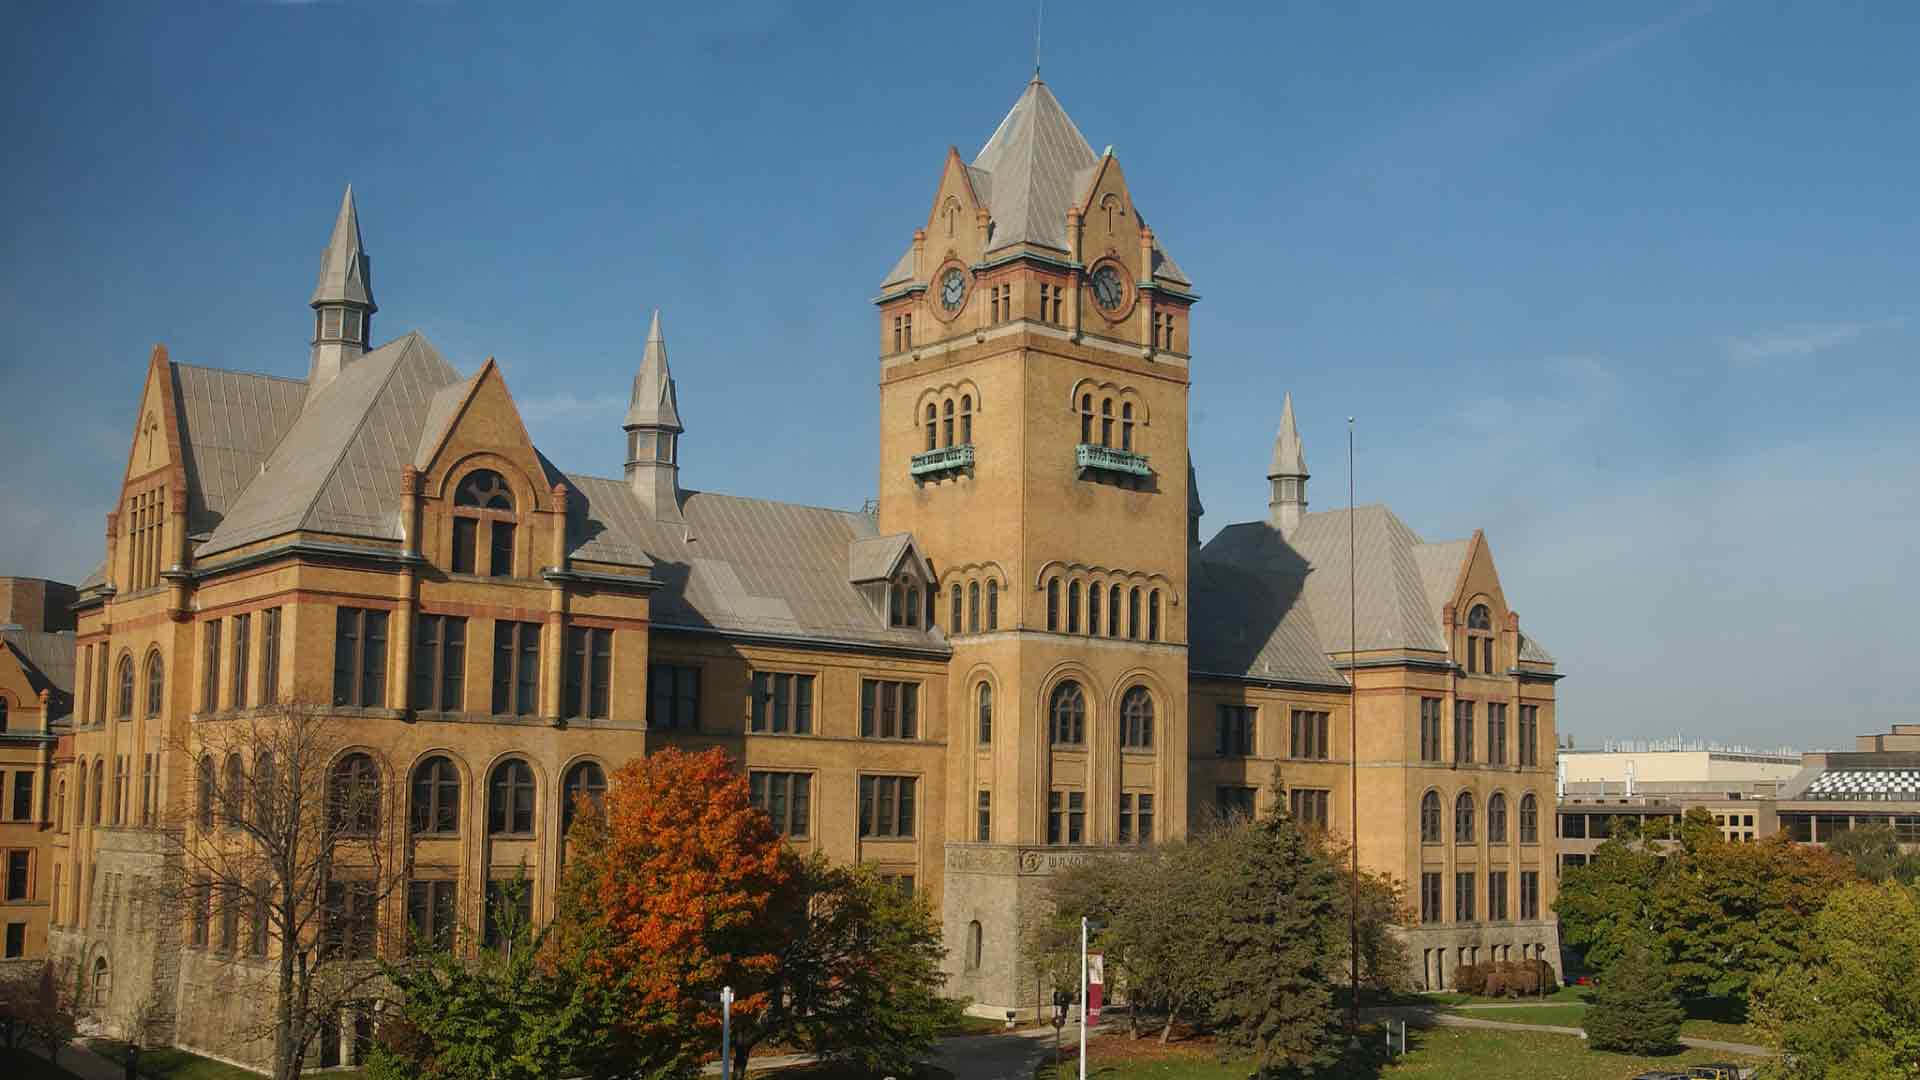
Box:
[624,310,684,521]
[1188,455,1205,548]
[1267,392,1309,534]
[308,185,377,393]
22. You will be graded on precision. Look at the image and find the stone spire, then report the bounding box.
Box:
[307,185,377,394]
[1267,392,1308,535]
[624,310,684,521]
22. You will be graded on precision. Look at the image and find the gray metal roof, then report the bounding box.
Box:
[623,310,681,432]
[2,628,76,712]
[562,477,941,651]
[310,185,375,309]
[1188,551,1345,687]
[198,332,460,556]
[879,77,1192,290]
[172,363,309,537]
[1200,505,1555,671]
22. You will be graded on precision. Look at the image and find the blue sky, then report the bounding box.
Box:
[4,2,1916,750]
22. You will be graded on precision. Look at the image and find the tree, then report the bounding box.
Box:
[1553,830,1666,977]
[750,857,957,1074]
[363,878,629,1080]
[0,960,87,1067]
[1205,801,1341,1074]
[554,747,800,1078]
[1826,823,1920,885]
[1313,833,1415,995]
[1754,880,1920,1079]
[149,709,409,1080]
[1584,937,1684,1055]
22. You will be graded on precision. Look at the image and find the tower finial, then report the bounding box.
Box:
[625,308,684,521]
[307,184,377,394]
[1267,392,1309,534]
[1033,0,1044,80]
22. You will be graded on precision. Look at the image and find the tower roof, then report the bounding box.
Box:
[310,184,375,310]
[971,75,1100,253]
[1269,392,1307,477]
[625,309,682,431]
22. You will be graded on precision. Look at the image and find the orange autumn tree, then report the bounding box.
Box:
[556,747,802,1075]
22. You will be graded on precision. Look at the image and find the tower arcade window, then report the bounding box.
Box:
[950,584,963,634]
[1079,395,1094,443]
[960,395,972,443]
[1046,578,1060,632]
[1420,790,1442,844]
[116,655,133,720]
[1087,581,1101,634]
[987,580,999,629]
[1455,792,1476,843]
[1100,399,1114,447]
[976,682,992,743]
[1121,403,1134,451]
[1148,589,1161,640]
[1128,588,1141,639]
[943,400,955,447]
[1049,681,1085,745]
[1066,582,1081,633]
[144,654,164,719]
[968,581,980,632]
[925,405,937,451]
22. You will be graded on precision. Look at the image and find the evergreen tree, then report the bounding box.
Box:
[1204,798,1341,1075]
[1585,937,1684,1055]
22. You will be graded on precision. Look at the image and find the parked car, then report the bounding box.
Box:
[1686,1065,1744,1080]
[1628,1072,1688,1080]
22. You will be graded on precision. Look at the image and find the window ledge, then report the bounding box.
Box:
[1075,443,1151,477]
[911,443,975,477]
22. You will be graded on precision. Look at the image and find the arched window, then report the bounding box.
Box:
[1148,590,1161,641]
[452,469,517,578]
[1079,394,1094,443]
[1119,686,1153,749]
[91,956,109,1008]
[411,756,460,836]
[91,760,103,824]
[1467,604,1492,629]
[1087,584,1102,636]
[950,584,963,634]
[489,759,535,836]
[965,920,983,972]
[943,399,955,447]
[986,580,999,630]
[116,655,133,720]
[1519,794,1539,844]
[330,753,380,835]
[55,779,66,833]
[1128,588,1141,639]
[562,760,606,833]
[1049,681,1086,745]
[968,581,980,633]
[1108,584,1121,636]
[960,395,973,444]
[145,654,164,718]
[1420,791,1441,843]
[925,404,937,452]
[253,752,275,831]
[196,755,215,830]
[1121,402,1134,451]
[1465,603,1495,674]
[1100,398,1114,447]
[1046,579,1060,632]
[223,754,245,829]
[1488,793,1509,844]
[1066,581,1081,634]
[1455,792,1476,843]
[74,763,87,830]
[976,682,992,744]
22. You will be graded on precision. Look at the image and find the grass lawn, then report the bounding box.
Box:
[1031,1026,1762,1079]
[89,1039,367,1080]
[1418,986,1587,1006]
[0,1047,89,1080]
[1452,1003,1588,1028]
[1449,997,1766,1046]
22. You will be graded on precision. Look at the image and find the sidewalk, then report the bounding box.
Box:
[1363,1004,1772,1058]
[25,1040,132,1080]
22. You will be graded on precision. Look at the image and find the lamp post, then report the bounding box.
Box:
[718,986,734,1080]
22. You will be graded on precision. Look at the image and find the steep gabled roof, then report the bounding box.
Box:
[560,478,942,652]
[198,332,461,555]
[2,628,76,715]
[171,363,309,537]
[1188,550,1344,687]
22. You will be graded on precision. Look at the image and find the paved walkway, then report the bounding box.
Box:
[25,1039,131,1080]
[703,1021,1105,1078]
[1365,1005,1772,1058]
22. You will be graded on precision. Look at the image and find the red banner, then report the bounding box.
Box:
[1087,953,1104,1026]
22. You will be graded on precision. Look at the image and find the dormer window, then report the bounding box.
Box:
[452,469,517,578]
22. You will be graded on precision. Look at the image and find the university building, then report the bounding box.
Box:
[50,76,1559,1062]
[0,577,76,972]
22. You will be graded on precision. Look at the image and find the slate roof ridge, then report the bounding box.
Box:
[170,360,308,385]
[559,475,871,522]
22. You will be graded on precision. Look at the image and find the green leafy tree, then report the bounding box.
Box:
[1551,828,1666,976]
[1826,823,1920,885]
[1315,833,1415,994]
[1205,799,1341,1074]
[1584,937,1684,1055]
[1755,880,1920,1079]
[363,878,634,1080]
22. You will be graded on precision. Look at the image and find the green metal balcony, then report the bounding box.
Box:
[911,443,974,477]
[1075,443,1151,477]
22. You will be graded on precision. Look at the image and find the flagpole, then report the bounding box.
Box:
[1348,416,1360,1031]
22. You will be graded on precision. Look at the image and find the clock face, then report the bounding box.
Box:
[940,268,967,312]
[1091,265,1125,311]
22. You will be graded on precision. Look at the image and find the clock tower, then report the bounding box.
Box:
[873,75,1198,1011]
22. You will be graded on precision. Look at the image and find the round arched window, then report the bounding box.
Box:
[330,753,381,834]
[411,756,460,836]
[562,760,606,832]
[1119,686,1153,749]
[1049,682,1085,745]
[451,469,517,577]
[144,654,164,718]
[1455,792,1476,843]
[1420,791,1442,844]
[489,759,536,836]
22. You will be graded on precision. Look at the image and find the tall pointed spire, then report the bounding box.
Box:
[1267,392,1309,534]
[624,309,682,432]
[311,185,375,309]
[307,184,377,394]
[624,309,684,521]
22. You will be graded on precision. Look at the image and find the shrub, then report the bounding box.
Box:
[1453,964,1487,995]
